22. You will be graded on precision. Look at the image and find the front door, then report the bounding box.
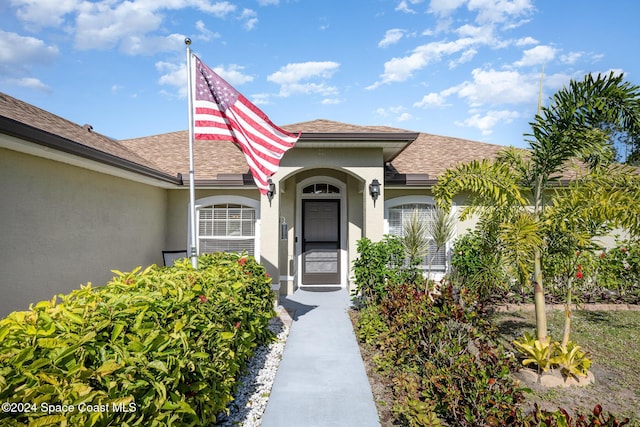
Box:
[302,199,340,284]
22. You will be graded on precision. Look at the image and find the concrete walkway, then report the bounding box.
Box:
[261,288,381,427]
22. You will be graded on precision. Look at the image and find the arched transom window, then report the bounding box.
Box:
[302,183,340,194]
[198,203,256,256]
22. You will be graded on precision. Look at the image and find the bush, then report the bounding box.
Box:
[450,231,513,303]
[594,239,640,302]
[359,281,524,426]
[352,235,412,306]
[521,404,631,426]
[0,253,274,426]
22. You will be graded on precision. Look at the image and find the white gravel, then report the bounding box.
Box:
[216,308,291,426]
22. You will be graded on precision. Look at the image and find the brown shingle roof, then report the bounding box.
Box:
[391,132,508,178]
[281,119,406,134]
[2,93,529,185]
[120,131,250,180]
[0,92,163,173]
[120,119,423,180]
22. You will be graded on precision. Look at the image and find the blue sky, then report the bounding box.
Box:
[1,0,637,148]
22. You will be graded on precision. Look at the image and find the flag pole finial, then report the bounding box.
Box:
[185,38,191,46]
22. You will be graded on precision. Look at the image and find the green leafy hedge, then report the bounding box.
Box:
[0,253,275,426]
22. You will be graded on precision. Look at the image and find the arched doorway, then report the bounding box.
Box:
[296,176,347,287]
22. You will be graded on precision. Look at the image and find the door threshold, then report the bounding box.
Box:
[299,284,344,292]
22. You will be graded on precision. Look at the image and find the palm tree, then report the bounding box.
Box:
[434,72,640,342]
[543,163,640,346]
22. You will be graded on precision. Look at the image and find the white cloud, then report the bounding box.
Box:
[11,0,241,53]
[11,0,79,28]
[414,92,449,108]
[212,64,254,86]
[513,45,557,67]
[195,20,221,42]
[449,48,477,68]
[4,77,51,92]
[429,0,467,16]
[559,51,584,65]
[156,59,255,99]
[455,68,539,106]
[239,8,258,30]
[321,98,342,105]
[396,0,422,14]
[516,36,538,46]
[122,33,186,55]
[368,37,476,88]
[0,30,59,66]
[74,2,165,51]
[257,0,279,5]
[456,109,520,135]
[378,29,405,48]
[156,60,187,97]
[268,61,340,97]
[376,105,411,122]
[251,93,271,106]
[468,0,534,25]
[269,62,340,84]
[0,30,59,82]
[397,112,413,121]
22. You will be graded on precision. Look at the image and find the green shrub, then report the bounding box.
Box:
[594,239,640,302]
[352,235,411,306]
[520,403,631,426]
[451,231,512,303]
[355,305,388,346]
[365,282,524,426]
[0,253,274,426]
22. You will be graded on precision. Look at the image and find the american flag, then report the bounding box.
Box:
[192,55,299,194]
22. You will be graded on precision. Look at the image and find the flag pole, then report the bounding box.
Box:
[185,38,198,269]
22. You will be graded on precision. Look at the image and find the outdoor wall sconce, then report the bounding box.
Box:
[369,178,381,205]
[267,179,276,206]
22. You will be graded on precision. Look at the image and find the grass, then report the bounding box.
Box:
[491,308,640,423]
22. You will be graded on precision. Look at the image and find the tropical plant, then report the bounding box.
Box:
[401,209,430,270]
[553,341,592,380]
[434,72,640,342]
[512,331,554,374]
[424,206,456,280]
[542,163,640,344]
[512,332,592,380]
[400,207,456,290]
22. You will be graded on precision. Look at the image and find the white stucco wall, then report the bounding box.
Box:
[0,148,168,316]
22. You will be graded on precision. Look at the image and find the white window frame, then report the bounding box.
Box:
[384,195,456,275]
[188,196,261,261]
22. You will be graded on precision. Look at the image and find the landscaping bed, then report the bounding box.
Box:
[490,307,640,423]
[0,253,276,426]
[352,303,640,426]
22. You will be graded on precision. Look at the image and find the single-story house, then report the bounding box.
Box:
[1,91,508,316]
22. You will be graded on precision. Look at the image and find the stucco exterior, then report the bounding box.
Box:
[0,148,167,316]
[0,91,535,316]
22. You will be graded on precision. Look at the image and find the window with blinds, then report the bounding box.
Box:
[388,203,447,270]
[198,203,256,256]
